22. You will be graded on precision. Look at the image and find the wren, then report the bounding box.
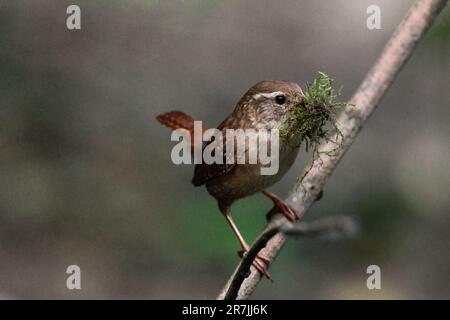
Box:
[157,80,305,278]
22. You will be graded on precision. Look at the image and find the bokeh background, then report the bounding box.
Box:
[0,0,449,299]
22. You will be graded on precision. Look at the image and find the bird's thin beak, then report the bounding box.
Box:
[289,92,305,112]
[294,91,304,103]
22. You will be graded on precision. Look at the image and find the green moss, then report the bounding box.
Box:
[279,72,348,186]
[280,72,344,146]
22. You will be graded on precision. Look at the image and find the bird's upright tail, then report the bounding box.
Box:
[156,111,198,134]
[156,111,208,151]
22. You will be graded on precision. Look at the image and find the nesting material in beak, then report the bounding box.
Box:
[279,72,346,151]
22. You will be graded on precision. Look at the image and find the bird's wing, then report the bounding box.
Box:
[191,115,245,187]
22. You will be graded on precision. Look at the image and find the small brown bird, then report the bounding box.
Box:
[157,80,305,278]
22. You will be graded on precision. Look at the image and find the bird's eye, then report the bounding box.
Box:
[275,95,286,105]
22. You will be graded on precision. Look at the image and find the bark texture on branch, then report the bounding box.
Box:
[218,0,448,300]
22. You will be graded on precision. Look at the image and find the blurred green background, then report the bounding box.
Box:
[0,0,449,299]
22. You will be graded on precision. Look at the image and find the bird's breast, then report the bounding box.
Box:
[205,141,300,204]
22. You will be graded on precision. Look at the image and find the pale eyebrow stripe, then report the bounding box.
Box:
[252,91,284,100]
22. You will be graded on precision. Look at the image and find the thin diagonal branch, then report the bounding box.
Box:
[222,216,356,300]
[222,219,285,300]
[281,216,356,238]
[218,0,448,300]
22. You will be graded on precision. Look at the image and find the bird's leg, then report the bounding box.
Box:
[263,190,298,222]
[221,207,271,279]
